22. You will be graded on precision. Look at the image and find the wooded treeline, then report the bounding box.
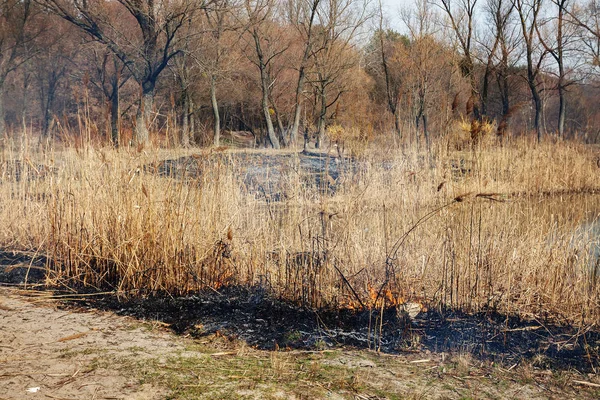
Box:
[1,0,600,147]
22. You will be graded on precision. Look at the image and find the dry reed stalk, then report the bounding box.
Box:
[0,134,598,325]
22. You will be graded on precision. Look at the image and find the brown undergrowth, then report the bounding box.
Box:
[0,135,599,327]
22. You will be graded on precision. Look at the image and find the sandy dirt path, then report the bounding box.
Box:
[0,286,178,400]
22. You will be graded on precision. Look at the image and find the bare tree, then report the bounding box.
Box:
[32,20,78,138]
[402,0,445,149]
[563,1,600,87]
[566,1,600,42]
[436,0,481,118]
[181,0,240,147]
[0,0,34,136]
[513,0,546,141]
[376,0,404,138]
[243,0,289,149]
[310,0,371,148]
[486,0,518,125]
[169,14,205,148]
[286,0,321,146]
[203,0,237,146]
[42,0,202,144]
[82,46,132,146]
[477,0,515,117]
[536,0,579,137]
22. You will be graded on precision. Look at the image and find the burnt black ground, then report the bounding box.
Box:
[40,285,599,374]
[0,250,46,284]
[1,246,599,374]
[1,250,599,373]
[144,150,369,199]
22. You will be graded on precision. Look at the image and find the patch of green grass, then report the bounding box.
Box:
[282,330,301,344]
[65,336,599,400]
[127,345,146,353]
[110,347,413,399]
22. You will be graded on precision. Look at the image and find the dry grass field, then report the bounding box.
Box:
[1,136,599,324]
[1,133,600,397]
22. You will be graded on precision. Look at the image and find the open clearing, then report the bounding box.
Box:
[1,286,600,400]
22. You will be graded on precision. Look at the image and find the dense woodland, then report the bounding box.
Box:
[1,0,600,148]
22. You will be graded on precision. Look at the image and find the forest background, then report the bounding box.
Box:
[1,0,600,149]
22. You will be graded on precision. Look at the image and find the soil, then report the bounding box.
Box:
[0,285,179,399]
[72,285,600,373]
[1,225,600,398]
[145,150,369,199]
[2,285,600,400]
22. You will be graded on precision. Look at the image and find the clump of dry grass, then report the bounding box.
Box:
[0,133,599,325]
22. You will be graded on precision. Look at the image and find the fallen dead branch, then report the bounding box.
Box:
[573,380,600,388]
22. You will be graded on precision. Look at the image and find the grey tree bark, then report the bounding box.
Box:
[0,88,5,138]
[537,0,569,137]
[289,0,320,147]
[514,0,545,141]
[251,26,280,149]
[181,91,190,147]
[135,86,154,144]
[109,76,120,146]
[210,74,221,146]
[316,83,327,149]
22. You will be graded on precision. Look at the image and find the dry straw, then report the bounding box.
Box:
[0,133,599,326]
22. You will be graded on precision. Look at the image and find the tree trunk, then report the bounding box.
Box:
[531,86,542,142]
[210,74,220,146]
[189,97,195,145]
[470,81,480,120]
[556,0,566,137]
[558,82,565,138]
[415,95,424,150]
[481,68,491,117]
[42,75,59,138]
[181,91,190,148]
[394,108,402,139]
[252,27,279,150]
[316,85,326,149]
[423,113,430,151]
[290,68,306,147]
[42,103,52,138]
[135,84,154,145]
[481,32,501,118]
[262,89,279,149]
[381,35,400,138]
[107,70,120,147]
[274,106,286,146]
[0,85,5,138]
[290,0,319,147]
[497,64,510,118]
[268,89,287,146]
[260,68,279,149]
[22,69,30,132]
[110,83,119,147]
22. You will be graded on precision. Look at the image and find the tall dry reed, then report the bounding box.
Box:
[1,134,599,325]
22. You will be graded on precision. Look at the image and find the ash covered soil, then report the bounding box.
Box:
[2,282,600,400]
[1,251,600,399]
[144,149,372,199]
